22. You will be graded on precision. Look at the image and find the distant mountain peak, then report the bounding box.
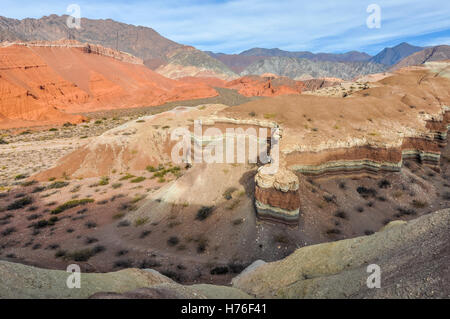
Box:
[370,42,423,66]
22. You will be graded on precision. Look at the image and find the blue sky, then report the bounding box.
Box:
[1,0,450,55]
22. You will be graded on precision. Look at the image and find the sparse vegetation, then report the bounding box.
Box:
[167,236,180,247]
[196,206,214,221]
[411,200,428,209]
[134,217,149,226]
[223,187,237,200]
[7,196,33,210]
[1,227,16,237]
[47,181,69,189]
[130,176,146,183]
[51,199,94,214]
[356,186,377,199]
[378,179,391,189]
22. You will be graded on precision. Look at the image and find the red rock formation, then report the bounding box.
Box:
[0,41,218,128]
[225,75,304,97]
[254,167,301,225]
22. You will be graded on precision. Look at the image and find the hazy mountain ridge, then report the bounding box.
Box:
[239,47,372,62]
[392,45,450,70]
[241,57,387,80]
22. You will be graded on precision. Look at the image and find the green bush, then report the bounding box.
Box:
[51,199,94,215]
[7,196,33,210]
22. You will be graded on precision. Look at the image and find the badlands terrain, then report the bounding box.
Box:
[0,15,449,299]
[0,59,449,296]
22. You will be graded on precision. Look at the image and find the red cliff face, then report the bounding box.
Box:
[0,41,218,128]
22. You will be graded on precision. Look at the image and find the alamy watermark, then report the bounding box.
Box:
[66,264,81,289]
[366,264,381,289]
[366,4,381,29]
[170,120,280,174]
[66,4,81,29]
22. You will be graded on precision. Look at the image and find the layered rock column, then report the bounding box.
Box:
[254,167,300,225]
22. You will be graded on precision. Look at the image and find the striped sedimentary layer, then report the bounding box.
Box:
[286,109,449,176]
[254,168,300,225]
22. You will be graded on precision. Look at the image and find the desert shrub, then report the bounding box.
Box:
[232,218,244,226]
[364,230,375,236]
[334,211,348,219]
[65,249,93,262]
[55,250,67,258]
[356,206,365,213]
[117,220,131,227]
[92,245,106,254]
[64,245,105,262]
[196,238,208,254]
[32,217,58,229]
[15,174,28,180]
[167,236,180,247]
[111,183,122,189]
[1,227,16,237]
[98,177,110,186]
[249,111,256,117]
[323,194,336,203]
[263,113,276,119]
[273,234,289,244]
[119,173,135,181]
[114,259,133,269]
[113,212,125,220]
[139,230,151,238]
[338,182,346,190]
[84,221,97,229]
[223,187,237,200]
[411,200,428,208]
[116,249,129,257]
[210,266,229,275]
[378,179,391,189]
[196,206,214,221]
[134,217,149,226]
[21,180,37,187]
[130,176,145,183]
[160,270,181,282]
[397,207,417,216]
[442,192,450,200]
[51,199,94,214]
[47,181,69,189]
[139,260,161,268]
[32,244,42,250]
[356,186,377,199]
[85,237,98,244]
[228,263,246,274]
[0,137,8,144]
[27,214,41,221]
[47,244,60,250]
[326,229,341,235]
[32,186,46,193]
[7,196,33,210]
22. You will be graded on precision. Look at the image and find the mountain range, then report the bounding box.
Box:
[0,15,448,81]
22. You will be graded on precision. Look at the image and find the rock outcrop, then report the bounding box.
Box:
[254,167,300,225]
[232,208,450,298]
